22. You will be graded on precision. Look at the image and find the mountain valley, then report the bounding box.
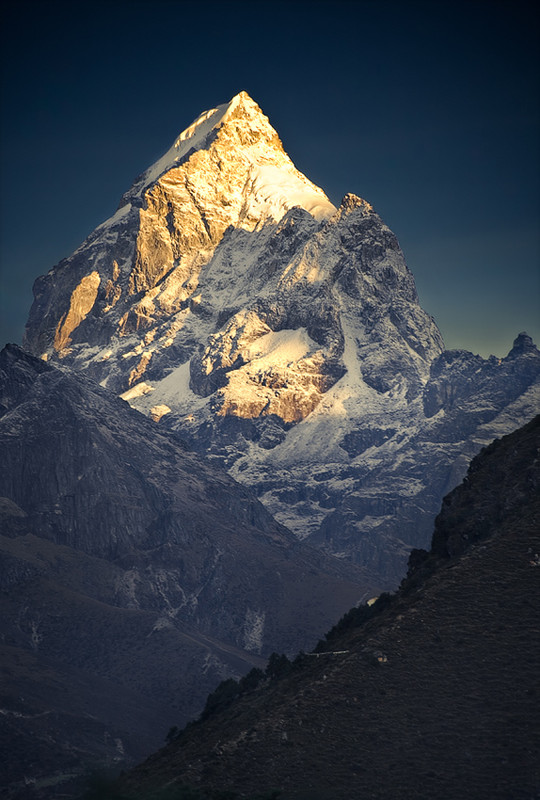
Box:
[108,415,540,800]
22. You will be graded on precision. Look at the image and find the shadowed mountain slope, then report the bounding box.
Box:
[112,415,540,800]
[0,344,376,797]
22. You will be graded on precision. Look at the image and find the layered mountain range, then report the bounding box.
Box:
[23,91,540,584]
[0,344,374,796]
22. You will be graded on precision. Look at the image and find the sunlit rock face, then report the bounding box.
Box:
[24,92,540,583]
[25,92,335,369]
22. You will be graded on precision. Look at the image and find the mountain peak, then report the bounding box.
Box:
[23,97,540,584]
[171,91,271,152]
[117,91,336,225]
[338,192,374,216]
[506,331,539,360]
[224,89,263,115]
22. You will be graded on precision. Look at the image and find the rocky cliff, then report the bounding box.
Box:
[0,344,376,796]
[23,91,540,583]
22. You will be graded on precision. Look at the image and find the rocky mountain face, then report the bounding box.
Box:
[0,344,376,797]
[23,90,540,583]
[111,415,540,800]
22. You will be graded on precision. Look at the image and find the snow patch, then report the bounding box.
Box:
[244,327,317,366]
[244,165,336,224]
[95,202,132,232]
[243,608,265,653]
[129,360,209,417]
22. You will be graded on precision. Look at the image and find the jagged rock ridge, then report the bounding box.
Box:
[23,91,540,583]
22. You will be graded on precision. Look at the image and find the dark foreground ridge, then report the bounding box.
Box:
[108,415,540,800]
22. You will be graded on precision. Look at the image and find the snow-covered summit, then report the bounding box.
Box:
[23,94,540,587]
[118,90,336,224]
[26,91,339,357]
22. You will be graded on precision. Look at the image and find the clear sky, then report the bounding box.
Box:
[1,0,539,357]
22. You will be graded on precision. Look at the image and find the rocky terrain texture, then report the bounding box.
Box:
[23,91,540,585]
[110,415,540,800]
[0,344,377,798]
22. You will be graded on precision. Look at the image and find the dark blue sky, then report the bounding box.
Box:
[1,0,539,357]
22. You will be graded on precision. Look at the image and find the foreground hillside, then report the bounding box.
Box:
[112,415,540,800]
